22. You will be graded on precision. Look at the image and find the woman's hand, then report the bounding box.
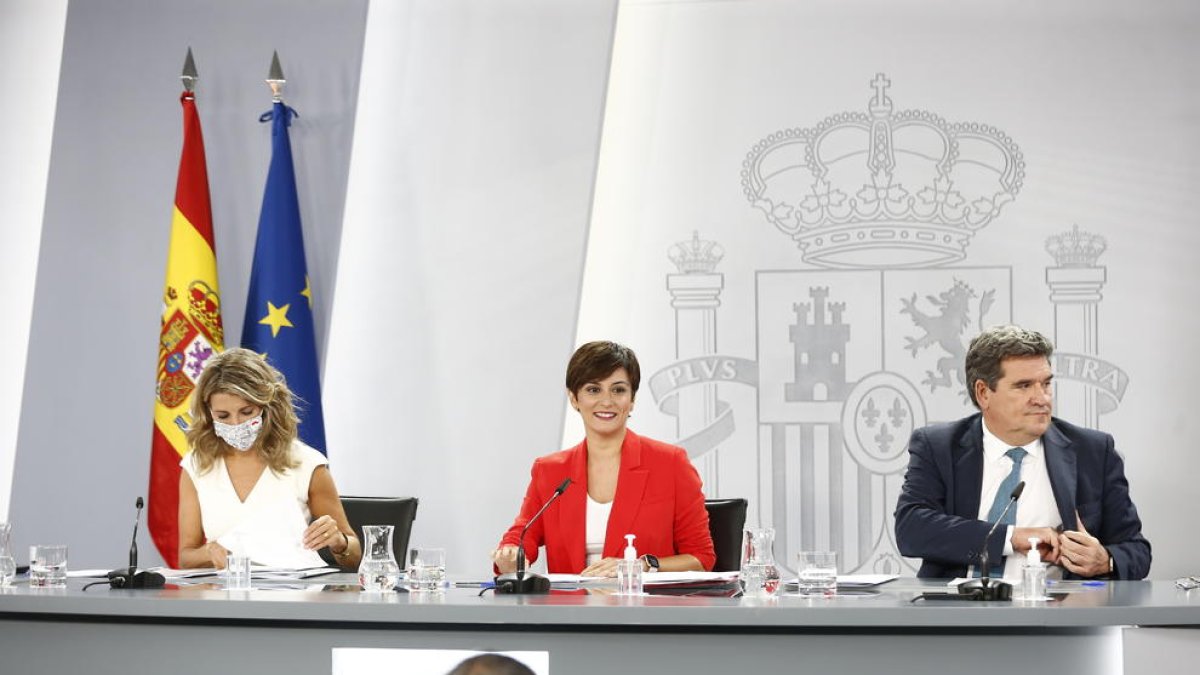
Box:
[303,514,347,552]
[206,542,229,569]
[491,545,520,574]
[580,557,623,578]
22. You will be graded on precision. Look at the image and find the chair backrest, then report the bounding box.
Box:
[705,498,748,572]
[330,496,419,569]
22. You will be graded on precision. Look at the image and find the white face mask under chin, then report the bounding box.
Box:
[213,414,263,451]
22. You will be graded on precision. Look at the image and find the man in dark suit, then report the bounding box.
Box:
[895,325,1150,580]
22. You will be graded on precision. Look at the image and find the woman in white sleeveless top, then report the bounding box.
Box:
[177,348,361,569]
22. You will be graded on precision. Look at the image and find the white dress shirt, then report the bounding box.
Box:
[975,419,1063,580]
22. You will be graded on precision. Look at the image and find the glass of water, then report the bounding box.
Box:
[29,544,68,589]
[0,522,16,587]
[407,547,447,592]
[224,551,252,591]
[796,550,837,596]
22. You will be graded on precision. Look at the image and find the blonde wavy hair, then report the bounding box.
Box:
[186,348,301,475]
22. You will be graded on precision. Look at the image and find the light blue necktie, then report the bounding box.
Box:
[979,447,1027,577]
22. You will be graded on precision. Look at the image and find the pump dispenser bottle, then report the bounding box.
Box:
[1022,536,1048,601]
[616,534,644,596]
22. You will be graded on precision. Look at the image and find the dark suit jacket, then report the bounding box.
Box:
[894,414,1150,580]
[500,429,715,573]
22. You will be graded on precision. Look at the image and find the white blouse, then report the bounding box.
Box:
[585,494,613,567]
[181,440,328,568]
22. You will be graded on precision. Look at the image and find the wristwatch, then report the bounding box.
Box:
[642,553,659,573]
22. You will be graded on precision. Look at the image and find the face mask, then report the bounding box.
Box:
[212,413,263,451]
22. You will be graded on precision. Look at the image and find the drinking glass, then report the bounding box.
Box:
[407,547,447,592]
[0,523,15,587]
[29,544,68,589]
[224,551,252,591]
[796,550,838,596]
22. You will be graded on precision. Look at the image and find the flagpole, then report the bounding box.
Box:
[267,50,285,101]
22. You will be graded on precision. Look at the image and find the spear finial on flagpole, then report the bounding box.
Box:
[181,47,198,94]
[266,50,285,102]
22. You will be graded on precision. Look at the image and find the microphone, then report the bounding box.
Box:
[495,478,571,594]
[108,497,164,589]
[958,481,1025,601]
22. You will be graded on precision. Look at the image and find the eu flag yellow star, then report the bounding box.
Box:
[300,275,313,309]
[258,301,294,338]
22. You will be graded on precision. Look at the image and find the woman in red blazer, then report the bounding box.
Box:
[492,341,715,576]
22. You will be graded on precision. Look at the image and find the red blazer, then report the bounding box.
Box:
[499,430,715,573]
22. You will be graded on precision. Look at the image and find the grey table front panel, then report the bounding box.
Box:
[1,577,1198,628]
[1,577,1197,675]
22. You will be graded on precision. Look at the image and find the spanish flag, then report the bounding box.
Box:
[149,90,225,567]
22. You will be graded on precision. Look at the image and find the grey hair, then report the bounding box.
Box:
[964,325,1054,408]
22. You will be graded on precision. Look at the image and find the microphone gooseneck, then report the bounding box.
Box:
[130,496,144,572]
[496,478,572,594]
[106,496,164,590]
[956,480,1026,601]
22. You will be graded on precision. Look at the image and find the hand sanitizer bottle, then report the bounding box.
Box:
[1022,537,1048,601]
[616,534,643,596]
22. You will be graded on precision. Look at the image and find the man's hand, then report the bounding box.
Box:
[1060,515,1111,578]
[1012,527,1061,563]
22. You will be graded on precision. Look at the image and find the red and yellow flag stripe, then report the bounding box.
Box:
[149,92,224,567]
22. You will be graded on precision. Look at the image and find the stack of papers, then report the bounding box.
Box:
[835,574,898,588]
[545,571,739,588]
[155,565,340,581]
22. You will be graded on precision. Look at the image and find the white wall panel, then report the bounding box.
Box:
[326,0,616,575]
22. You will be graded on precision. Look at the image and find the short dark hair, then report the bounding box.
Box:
[447,654,535,675]
[565,341,640,396]
[964,325,1054,408]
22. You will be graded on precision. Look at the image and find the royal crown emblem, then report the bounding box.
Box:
[186,279,224,345]
[669,231,725,274]
[741,74,1024,269]
[1045,224,1106,267]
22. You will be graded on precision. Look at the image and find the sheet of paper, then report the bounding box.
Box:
[835,574,899,587]
[66,569,114,578]
[216,497,327,569]
[546,573,606,585]
[544,571,739,586]
[154,565,339,580]
[643,571,739,586]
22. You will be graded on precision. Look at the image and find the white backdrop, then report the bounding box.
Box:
[0,0,66,519]
[575,0,1200,578]
[324,0,617,575]
[3,0,1197,581]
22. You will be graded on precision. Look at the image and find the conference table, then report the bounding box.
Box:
[2,575,1198,675]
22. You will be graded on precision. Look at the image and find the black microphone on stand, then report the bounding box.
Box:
[495,478,571,594]
[108,497,165,589]
[957,481,1025,601]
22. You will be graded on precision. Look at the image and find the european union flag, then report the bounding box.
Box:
[241,101,326,454]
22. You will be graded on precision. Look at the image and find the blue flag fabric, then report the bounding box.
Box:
[241,101,327,454]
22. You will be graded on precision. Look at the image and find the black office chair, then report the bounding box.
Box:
[705,498,748,572]
[321,496,419,569]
